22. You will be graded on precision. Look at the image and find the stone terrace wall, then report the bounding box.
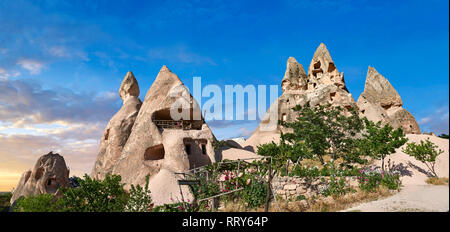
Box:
[272,176,359,200]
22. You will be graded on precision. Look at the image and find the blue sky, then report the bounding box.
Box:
[0,0,448,189]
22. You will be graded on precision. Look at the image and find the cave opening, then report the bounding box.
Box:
[144,144,165,160]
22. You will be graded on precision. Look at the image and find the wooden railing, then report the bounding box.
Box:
[153,120,203,130]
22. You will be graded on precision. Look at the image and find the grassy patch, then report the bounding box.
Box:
[0,192,12,212]
[426,177,449,185]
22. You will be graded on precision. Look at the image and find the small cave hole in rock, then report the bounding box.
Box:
[330,92,336,101]
[104,129,110,140]
[144,144,165,160]
[382,104,392,111]
[361,109,365,114]
[314,60,321,69]
[45,178,59,193]
[328,62,336,72]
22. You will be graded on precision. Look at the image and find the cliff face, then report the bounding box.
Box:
[357,67,421,134]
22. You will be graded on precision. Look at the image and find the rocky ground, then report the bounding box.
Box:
[342,184,449,212]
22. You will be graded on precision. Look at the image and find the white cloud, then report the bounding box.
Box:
[48,46,70,57]
[418,106,449,135]
[0,68,20,80]
[48,46,89,61]
[148,45,216,66]
[95,91,118,101]
[17,59,45,75]
[418,117,432,124]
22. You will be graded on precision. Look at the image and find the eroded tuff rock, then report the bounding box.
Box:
[91,71,142,180]
[243,43,357,151]
[110,65,216,204]
[357,67,421,134]
[307,43,348,91]
[10,152,70,204]
[281,57,307,92]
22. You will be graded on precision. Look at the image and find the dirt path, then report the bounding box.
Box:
[342,185,449,212]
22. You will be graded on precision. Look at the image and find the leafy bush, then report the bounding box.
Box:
[402,138,443,177]
[358,166,401,192]
[242,178,267,208]
[13,194,64,212]
[320,164,355,197]
[125,175,153,212]
[321,176,350,197]
[12,174,156,212]
[289,164,359,178]
[60,174,127,212]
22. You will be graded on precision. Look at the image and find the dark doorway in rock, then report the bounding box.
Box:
[201,144,207,155]
[185,144,191,155]
[144,144,165,160]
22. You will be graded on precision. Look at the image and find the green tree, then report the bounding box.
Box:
[361,119,408,171]
[59,174,127,212]
[281,103,365,166]
[402,138,443,177]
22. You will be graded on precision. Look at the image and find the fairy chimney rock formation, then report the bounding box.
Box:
[281,57,307,92]
[10,152,70,204]
[243,43,357,151]
[307,43,347,91]
[91,71,142,180]
[109,65,215,204]
[119,71,140,101]
[357,67,421,134]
